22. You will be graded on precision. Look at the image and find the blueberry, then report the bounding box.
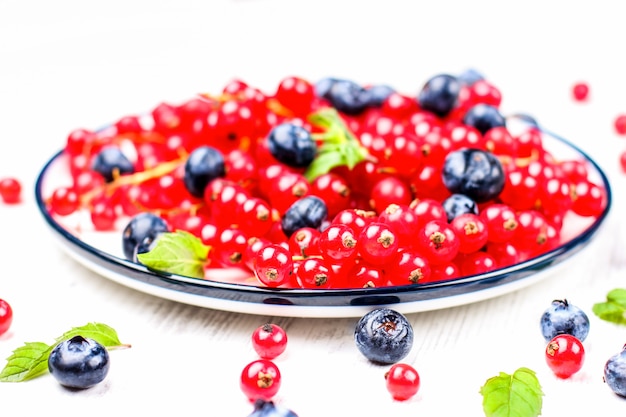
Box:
[417,73,461,118]
[540,299,590,342]
[183,145,226,198]
[122,212,169,261]
[462,104,506,135]
[267,123,317,168]
[324,79,370,115]
[48,335,110,389]
[133,233,163,262]
[442,193,478,222]
[605,345,626,397]
[91,146,134,182]
[354,308,413,364]
[363,84,396,107]
[314,77,338,98]
[248,399,299,417]
[457,68,485,86]
[281,196,328,238]
[441,148,505,203]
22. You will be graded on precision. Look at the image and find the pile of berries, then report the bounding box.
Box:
[45,71,608,289]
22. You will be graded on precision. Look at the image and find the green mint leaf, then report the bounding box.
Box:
[136,230,210,279]
[304,151,347,182]
[593,288,626,324]
[0,342,52,382]
[480,367,543,417]
[305,107,370,181]
[0,322,128,383]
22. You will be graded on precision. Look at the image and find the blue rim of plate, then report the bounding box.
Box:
[33,124,613,316]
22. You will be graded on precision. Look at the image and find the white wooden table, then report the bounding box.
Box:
[2,1,626,415]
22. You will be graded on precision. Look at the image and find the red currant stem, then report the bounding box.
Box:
[78,157,187,206]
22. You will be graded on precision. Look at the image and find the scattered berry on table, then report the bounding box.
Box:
[604,344,626,397]
[571,81,590,102]
[48,335,110,389]
[247,399,299,417]
[251,323,288,360]
[0,298,13,336]
[544,334,585,379]
[240,359,282,402]
[539,299,590,343]
[354,308,414,364]
[384,362,421,401]
[0,177,21,204]
[615,114,626,135]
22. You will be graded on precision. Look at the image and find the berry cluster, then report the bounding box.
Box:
[45,71,608,289]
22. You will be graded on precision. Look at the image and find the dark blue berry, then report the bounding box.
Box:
[540,299,590,342]
[48,335,110,389]
[363,84,396,107]
[457,68,485,86]
[248,399,299,417]
[442,193,478,222]
[605,345,626,397]
[122,212,169,261]
[133,233,163,263]
[354,308,413,364]
[91,147,134,182]
[442,148,505,203]
[324,79,370,115]
[417,73,461,118]
[280,196,328,238]
[463,104,506,135]
[183,145,226,198]
[267,123,317,168]
[314,77,338,98]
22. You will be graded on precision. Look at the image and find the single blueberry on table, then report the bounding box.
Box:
[463,103,506,135]
[417,73,461,118]
[540,299,590,342]
[442,148,505,203]
[91,146,134,182]
[247,399,299,417]
[267,123,317,168]
[48,335,110,389]
[354,308,414,364]
[122,212,169,261]
[281,196,328,238]
[605,345,626,397]
[442,193,478,222]
[183,145,226,198]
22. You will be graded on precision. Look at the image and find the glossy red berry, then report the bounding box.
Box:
[251,323,288,360]
[572,82,589,102]
[253,243,293,287]
[385,363,421,401]
[0,177,22,204]
[240,359,282,402]
[416,220,460,266]
[357,222,399,266]
[295,257,333,289]
[545,334,585,379]
[0,298,13,336]
[615,114,626,136]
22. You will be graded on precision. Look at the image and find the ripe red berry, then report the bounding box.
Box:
[251,323,288,360]
[253,244,293,287]
[240,359,282,402]
[615,114,626,135]
[384,363,420,401]
[0,177,22,204]
[571,82,589,102]
[0,298,13,336]
[545,334,585,379]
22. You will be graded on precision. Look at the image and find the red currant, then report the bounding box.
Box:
[0,298,13,336]
[240,359,281,402]
[357,222,399,266]
[48,186,80,216]
[0,177,22,204]
[253,244,293,287]
[384,363,420,401]
[615,114,626,136]
[416,220,460,266]
[295,257,333,289]
[251,323,288,360]
[571,82,589,102]
[545,334,585,379]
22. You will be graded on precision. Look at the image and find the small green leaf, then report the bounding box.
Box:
[136,230,210,278]
[480,367,543,417]
[592,288,626,325]
[0,342,52,382]
[0,322,128,383]
[304,151,347,182]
